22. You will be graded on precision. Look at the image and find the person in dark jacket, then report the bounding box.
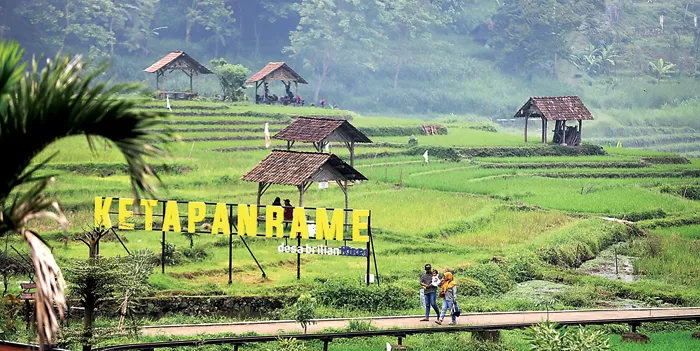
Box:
[419,264,441,321]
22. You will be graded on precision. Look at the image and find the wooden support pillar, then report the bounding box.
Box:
[578,120,583,145]
[255,82,259,104]
[561,120,567,146]
[541,118,547,144]
[524,116,528,143]
[350,141,355,167]
[189,69,193,93]
[156,71,160,91]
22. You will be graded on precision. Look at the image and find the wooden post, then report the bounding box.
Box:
[256,183,264,217]
[578,120,583,145]
[350,141,355,167]
[524,116,528,143]
[254,82,259,104]
[298,184,304,207]
[156,71,160,91]
[561,120,567,146]
[189,69,193,93]
[543,119,548,144]
[161,204,166,274]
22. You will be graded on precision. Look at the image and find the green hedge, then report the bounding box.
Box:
[458,144,606,158]
[638,215,700,229]
[537,224,644,269]
[405,146,461,161]
[478,162,647,169]
[660,184,700,200]
[641,156,691,164]
[535,170,700,178]
[357,125,449,137]
[312,279,412,311]
[45,163,194,176]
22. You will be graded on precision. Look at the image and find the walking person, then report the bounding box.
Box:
[435,272,458,325]
[419,264,441,321]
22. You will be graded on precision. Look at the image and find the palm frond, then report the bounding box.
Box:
[23,228,66,348]
[0,40,172,349]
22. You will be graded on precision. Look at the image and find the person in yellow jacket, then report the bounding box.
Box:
[435,272,458,325]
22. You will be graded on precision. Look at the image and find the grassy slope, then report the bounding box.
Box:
[9,103,700,329]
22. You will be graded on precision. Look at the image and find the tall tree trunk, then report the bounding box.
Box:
[83,300,94,351]
[313,52,331,103]
[253,21,260,58]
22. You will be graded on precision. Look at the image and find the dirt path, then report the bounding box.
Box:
[142,307,700,336]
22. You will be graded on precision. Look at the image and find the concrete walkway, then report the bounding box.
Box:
[142,307,700,336]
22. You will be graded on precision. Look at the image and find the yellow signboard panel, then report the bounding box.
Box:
[94,197,370,243]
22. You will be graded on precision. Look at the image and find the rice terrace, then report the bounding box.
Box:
[4,1,700,351]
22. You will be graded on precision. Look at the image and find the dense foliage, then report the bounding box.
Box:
[6,0,700,123]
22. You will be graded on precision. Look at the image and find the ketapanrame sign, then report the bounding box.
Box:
[94,197,371,243]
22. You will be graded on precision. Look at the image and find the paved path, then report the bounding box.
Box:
[143,307,700,336]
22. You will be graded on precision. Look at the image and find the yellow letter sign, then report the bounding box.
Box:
[316,208,344,241]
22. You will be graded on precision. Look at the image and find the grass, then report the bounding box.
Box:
[6,101,700,350]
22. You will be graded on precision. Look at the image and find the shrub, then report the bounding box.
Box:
[617,209,666,222]
[312,280,412,311]
[406,146,461,162]
[458,144,606,158]
[294,293,317,334]
[660,184,700,200]
[182,246,209,262]
[358,125,449,137]
[640,156,691,164]
[347,319,374,332]
[160,243,183,266]
[505,255,540,283]
[526,322,611,351]
[457,278,486,296]
[463,263,514,295]
[408,135,419,147]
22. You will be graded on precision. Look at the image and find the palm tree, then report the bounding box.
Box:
[649,58,676,83]
[0,41,170,349]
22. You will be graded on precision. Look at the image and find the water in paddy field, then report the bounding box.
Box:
[579,245,638,283]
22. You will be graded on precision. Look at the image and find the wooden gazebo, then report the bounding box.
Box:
[144,51,213,99]
[514,96,594,146]
[241,150,367,209]
[246,62,308,104]
[273,117,372,166]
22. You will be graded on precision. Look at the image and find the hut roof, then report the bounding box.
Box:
[144,51,213,74]
[514,96,594,121]
[246,62,308,84]
[273,117,372,143]
[241,150,367,186]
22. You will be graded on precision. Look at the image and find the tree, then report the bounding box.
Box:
[74,227,113,258]
[294,293,317,334]
[65,257,122,351]
[185,0,235,46]
[286,0,385,102]
[649,58,676,83]
[0,249,32,296]
[381,0,452,88]
[489,0,605,75]
[65,253,154,351]
[210,58,250,101]
[0,40,169,349]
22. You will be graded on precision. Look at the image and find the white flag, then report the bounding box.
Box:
[325,143,330,153]
[660,15,664,30]
[166,95,172,112]
[264,123,271,148]
[694,15,697,27]
[423,150,429,163]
